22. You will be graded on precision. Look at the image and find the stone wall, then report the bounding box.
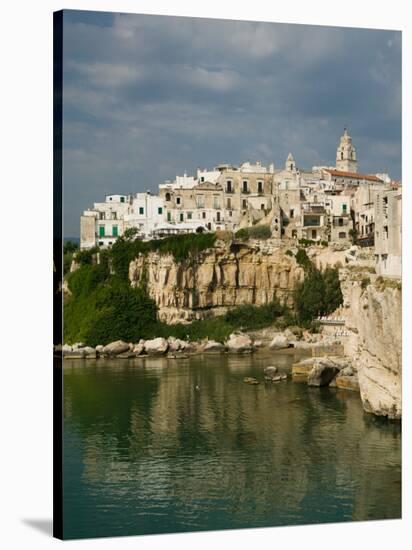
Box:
[129,240,304,324]
[339,268,401,419]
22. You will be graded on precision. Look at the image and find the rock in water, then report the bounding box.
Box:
[203,340,226,353]
[243,377,260,385]
[102,340,130,357]
[226,333,253,353]
[307,360,339,386]
[144,337,169,356]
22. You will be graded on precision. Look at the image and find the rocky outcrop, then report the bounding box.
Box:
[129,241,304,323]
[340,268,402,419]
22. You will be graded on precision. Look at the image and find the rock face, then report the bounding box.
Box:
[144,337,169,356]
[226,333,254,353]
[129,241,304,323]
[340,268,402,419]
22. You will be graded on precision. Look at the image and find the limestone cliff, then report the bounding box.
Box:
[129,240,304,323]
[339,268,401,419]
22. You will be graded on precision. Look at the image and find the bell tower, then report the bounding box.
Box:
[336,128,357,172]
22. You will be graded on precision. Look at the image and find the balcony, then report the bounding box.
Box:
[241,189,250,194]
[225,188,235,194]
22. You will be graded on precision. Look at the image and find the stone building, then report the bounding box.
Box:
[336,127,357,172]
[374,189,402,278]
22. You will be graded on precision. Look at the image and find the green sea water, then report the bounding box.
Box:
[63,352,401,539]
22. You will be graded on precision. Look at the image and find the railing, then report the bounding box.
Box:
[225,189,235,194]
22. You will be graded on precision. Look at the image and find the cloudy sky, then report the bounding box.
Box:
[62,10,401,237]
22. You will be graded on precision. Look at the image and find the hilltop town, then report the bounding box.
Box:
[80,129,401,278]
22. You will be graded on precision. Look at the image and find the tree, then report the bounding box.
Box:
[294,267,326,323]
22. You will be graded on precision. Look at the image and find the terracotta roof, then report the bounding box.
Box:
[324,169,383,183]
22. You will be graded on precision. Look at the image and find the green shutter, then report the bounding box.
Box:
[139,207,144,215]
[99,225,105,237]
[167,212,171,222]
[112,226,118,237]
[158,207,163,214]
[120,197,125,203]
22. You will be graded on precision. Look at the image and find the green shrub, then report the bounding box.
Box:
[295,248,311,270]
[63,241,79,254]
[235,224,271,240]
[75,246,99,266]
[224,301,285,330]
[285,249,294,257]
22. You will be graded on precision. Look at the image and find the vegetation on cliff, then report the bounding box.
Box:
[64,235,343,345]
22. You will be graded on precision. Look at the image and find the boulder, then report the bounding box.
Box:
[254,340,264,348]
[269,334,291,350]
[62,344,72,353]
[167,337,182,352]
[292,358,316,378]
[226,333,254,353]
[203,340,226,353]
[286,326,303,340]
[72,342,86,349]
[307,359,339,386]
[83,346,97,359]
[144,337,169,356]
[264,366,278,378]
[95,345,104,354]
[132,342,145,356]
[103,340,130,356]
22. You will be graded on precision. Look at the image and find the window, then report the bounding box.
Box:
[227,198,232,209]
[165,193,171,201]
[342,204,347,213]
[99,226,105,237]
[139,207,144,215]
[167,212,171,222]
[226,181,232,193]
[200,176,205,182]
[120,197,125,203]
[384,225,388,238]
[339,232,346,239]
[242,199,247,209]
[338,218,343,226]
[112,225,118,237]
[176,197,181,205]
[217,212,221,222]
[99,212,105,220]
[179,213,184,222]
[187,212,192,220]
[242,181,248,193]
[202,212,206,219]
[258,181,263,193]
[229,211,232,217]
[99,241,104,246]
[311,230,317,239]
[290,209,294,219]
[112,212,117,220]
[158,207,163,215]
[261,204,265,210]
[341,152,343,160]
[196,195,204,208]
[213,195,220,209]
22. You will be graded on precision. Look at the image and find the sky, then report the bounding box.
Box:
[62,10,402,237]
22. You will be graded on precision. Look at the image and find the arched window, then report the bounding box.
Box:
[165,192,171,201]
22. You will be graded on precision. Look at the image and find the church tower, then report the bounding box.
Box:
[336,128,357,172]
[285,152,296,172]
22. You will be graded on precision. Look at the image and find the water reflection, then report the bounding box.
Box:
[63,353,401,539]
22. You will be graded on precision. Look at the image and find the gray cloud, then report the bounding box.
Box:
[62,10,401,237]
